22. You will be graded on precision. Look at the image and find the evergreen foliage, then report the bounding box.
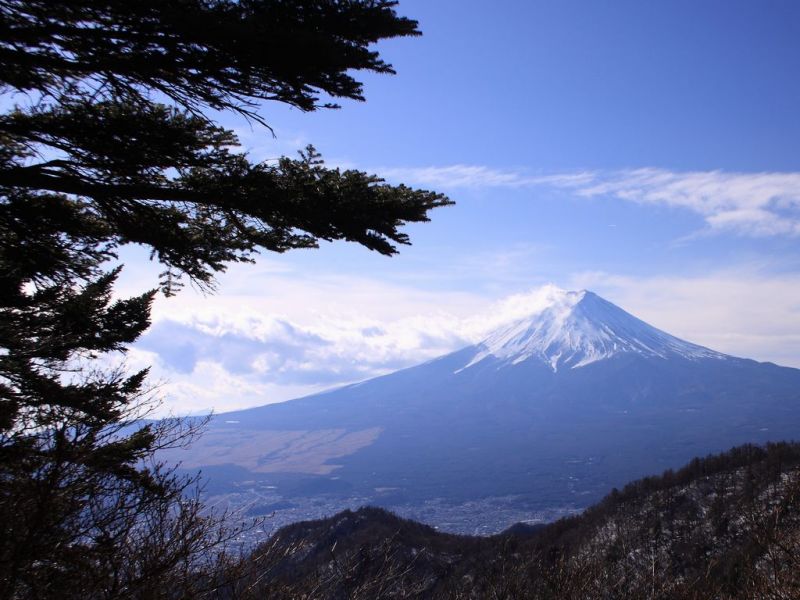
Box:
[0,1,450,597]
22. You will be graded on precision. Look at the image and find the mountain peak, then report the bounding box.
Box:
[460,289,724,372]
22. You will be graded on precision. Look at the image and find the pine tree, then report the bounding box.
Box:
[0,1,451,597]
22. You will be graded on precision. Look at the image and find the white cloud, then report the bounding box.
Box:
[379,164,598,191]
[567,169,800,237]
[381,164,800,238]
[379,165,542,189]
[131,351,324,416]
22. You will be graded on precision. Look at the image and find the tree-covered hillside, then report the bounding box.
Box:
[222,442,800,599]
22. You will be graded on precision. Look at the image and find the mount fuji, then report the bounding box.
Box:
[173,289,800,527]
[459,289,723,372]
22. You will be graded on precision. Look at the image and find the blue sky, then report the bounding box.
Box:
[119,1,800,414]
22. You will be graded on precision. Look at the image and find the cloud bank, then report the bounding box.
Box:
[133,275,800,416]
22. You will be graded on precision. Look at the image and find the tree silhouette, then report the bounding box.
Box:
[0,1,451,597]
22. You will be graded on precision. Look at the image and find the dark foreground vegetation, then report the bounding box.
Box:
[222,441,800,599]
[0,1,448,598]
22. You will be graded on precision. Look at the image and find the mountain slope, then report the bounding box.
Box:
[171,289,800,531]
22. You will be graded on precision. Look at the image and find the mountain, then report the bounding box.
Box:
[227,442,800,599]
[171,289,800,532]
[460,290,722,372]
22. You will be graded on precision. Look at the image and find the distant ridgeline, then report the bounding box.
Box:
[215,442,800,599]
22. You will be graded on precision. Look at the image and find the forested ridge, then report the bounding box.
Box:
[221,442,800,599]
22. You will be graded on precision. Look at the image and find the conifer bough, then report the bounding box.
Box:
[0,0,451,292]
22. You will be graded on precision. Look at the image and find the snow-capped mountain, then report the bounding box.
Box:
[461,290,723,372]
[172,290,800,532]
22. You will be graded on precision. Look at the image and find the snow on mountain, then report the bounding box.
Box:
[460,289,725,372]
